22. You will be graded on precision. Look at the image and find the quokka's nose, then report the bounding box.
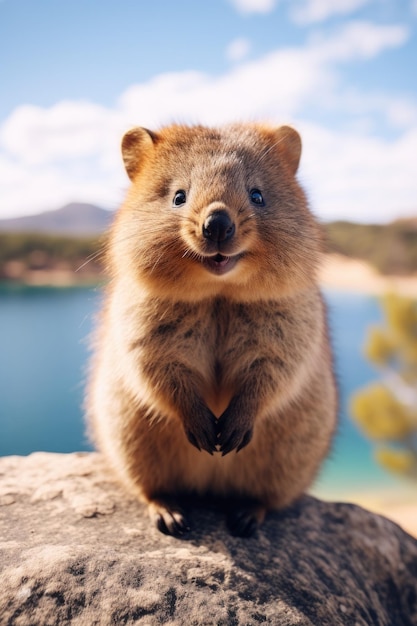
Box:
[202,210,235,243]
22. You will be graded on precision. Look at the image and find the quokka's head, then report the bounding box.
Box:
[110,123,322,301]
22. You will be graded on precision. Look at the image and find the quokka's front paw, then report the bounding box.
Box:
[183,405,218,454]
[149,497,191,537]
[217,399,254,456]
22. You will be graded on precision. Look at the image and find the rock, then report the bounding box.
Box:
[0,452,416,626]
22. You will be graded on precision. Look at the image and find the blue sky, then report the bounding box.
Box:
[1,0,417,222]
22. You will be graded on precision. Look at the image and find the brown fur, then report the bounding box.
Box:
[87,123,337,537]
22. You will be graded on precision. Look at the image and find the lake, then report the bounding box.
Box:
[0,283,401,497]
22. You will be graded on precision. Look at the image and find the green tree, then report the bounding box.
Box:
[351,293,417,479]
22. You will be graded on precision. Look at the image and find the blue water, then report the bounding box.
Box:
[0,285,101,455]
[0,284,399,495]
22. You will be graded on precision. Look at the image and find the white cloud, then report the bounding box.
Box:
[226,37,251,62]
[0,20,415,222]
[0,102,128,215]
[323,89,417,130]
[227,0,278,15]
[0,101,121,166]
[309,21,409,62]
[291,0,372,24]
[298,123,417,222]
[118,48,329,128]
[0,156,125,217]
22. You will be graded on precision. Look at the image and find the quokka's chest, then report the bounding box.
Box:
[135,298,291,378]
[140,299,271,350]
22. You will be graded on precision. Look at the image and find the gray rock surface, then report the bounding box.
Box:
[0,452,416,626]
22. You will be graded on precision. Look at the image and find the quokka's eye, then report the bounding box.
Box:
[173,190,187,207]
[249,188,264,206]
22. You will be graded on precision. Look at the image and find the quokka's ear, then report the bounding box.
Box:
[121,127,159,181]
[273,126,302,175]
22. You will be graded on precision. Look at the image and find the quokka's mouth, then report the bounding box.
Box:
[201,253,241,276]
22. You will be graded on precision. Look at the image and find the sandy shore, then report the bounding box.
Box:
[347,494,417,539]
[312,483,417,538]
[370,500,417,538]
[319,253,417,296]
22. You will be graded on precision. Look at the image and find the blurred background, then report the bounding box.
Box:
[1,0,416,535]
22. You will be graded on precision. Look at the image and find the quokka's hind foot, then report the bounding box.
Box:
[148,496,191,537]
[226,500,266,537]
[148,494,266,538]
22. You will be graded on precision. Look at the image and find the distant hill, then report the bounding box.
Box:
[0,203,114,235]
